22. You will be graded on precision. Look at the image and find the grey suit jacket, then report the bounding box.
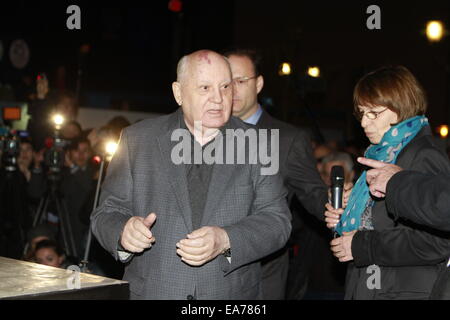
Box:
[91,109,291,300]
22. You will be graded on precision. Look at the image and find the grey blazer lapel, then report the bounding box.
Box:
[157,110,194,232]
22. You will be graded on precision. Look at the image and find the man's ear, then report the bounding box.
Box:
[256,75,264,95]
[172,82,182,106]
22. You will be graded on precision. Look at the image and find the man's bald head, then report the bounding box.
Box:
[176,50,230,84]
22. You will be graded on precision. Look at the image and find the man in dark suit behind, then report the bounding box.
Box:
[223,49,329,299]
[91,50,291,299]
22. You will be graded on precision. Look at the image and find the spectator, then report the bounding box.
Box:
[33,239,68,268]
[23,223,57,261]
[61,120,82,141]
[320,151,356,186]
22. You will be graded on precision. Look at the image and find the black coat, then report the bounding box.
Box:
[257,110,328,220]
[386,170,450,299]
[387,170,450,232]
[256,110,329,299]
[346,126,450,300]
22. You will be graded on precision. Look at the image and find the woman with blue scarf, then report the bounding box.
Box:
[324,66,450,300]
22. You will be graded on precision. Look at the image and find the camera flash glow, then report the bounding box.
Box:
[53,114,64,126]
[105,141,118,156]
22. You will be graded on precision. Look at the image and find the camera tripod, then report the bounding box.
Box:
[0,168,28,259]
[31,173,78,258]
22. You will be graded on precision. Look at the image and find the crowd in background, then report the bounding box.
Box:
[0,75,130,279]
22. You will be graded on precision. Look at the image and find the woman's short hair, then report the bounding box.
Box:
[353,65,427,122]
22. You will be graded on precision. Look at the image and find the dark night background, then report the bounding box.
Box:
[1,0,449,147]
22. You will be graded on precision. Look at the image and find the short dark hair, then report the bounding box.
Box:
[35,239,64,257]
[353,65,427,123]
[222,48,262,76]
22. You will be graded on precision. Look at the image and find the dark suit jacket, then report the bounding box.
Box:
[91,109,291,300]
[257,110,328,220]
[346,126,450,300]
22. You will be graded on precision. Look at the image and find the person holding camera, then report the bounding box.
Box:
[27,137,96,259]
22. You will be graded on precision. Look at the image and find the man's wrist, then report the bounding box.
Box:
[219,228,231,256]
[222,247,231,257]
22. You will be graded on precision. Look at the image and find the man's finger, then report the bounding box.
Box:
[122,243,143,253]
[357,157,386,169]
[177,249,209,262]
[330,238,341,246]
[121,240,145,253]
[133,219,153,239]
[126,234,152,249]
[179,237,205,248]
[330,245,341,253]
[143,213,157,228]
[176,242,207,255]
[334,251,346,258]
[187,227,208,239]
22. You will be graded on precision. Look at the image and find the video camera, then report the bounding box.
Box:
[0,105,27,171]
[43,115,69,180]
[0,130,31,171]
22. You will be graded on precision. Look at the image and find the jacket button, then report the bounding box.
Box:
[187,295,195,300]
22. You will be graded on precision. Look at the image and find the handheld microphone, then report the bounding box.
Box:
[330,165,344,209]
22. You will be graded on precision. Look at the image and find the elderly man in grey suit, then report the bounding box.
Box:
[91,50,291,300]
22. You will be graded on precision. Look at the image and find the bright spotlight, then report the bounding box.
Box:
[438,125,449,138]
[279,62,291,76]
[426,20,444,42]
[307,66,320,78]
[52,114,65,129]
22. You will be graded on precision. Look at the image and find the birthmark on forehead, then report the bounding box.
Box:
[197,51,211,64]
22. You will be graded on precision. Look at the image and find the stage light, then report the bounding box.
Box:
[52,114,65,129]
[307,66,320,78]
[438,125,449,138]
[426,21,444,42]
[279,62,291,76]
[105,141,118,157]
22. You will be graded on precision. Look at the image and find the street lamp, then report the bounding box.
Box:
[438,124,449,139]
[279,62,292,76]
[307,66,320,78]
[426,20,445,42]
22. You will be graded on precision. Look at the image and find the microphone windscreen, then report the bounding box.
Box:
[331,165,344,186]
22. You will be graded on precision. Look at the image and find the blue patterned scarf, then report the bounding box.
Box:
[335,115,429,235]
